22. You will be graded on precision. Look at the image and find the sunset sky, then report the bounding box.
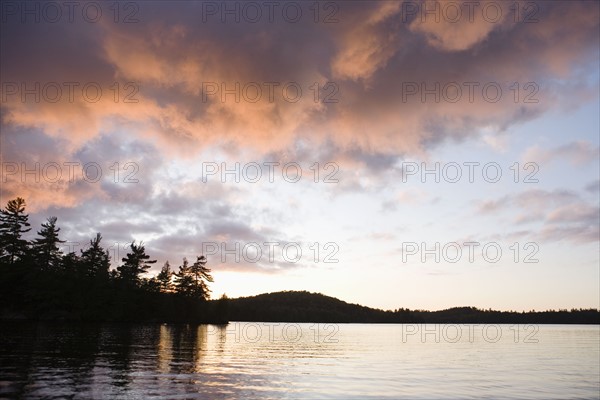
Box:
[1,0,598,311]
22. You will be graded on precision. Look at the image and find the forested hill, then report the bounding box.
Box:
[222,291,600,324]
[226,291,390,323]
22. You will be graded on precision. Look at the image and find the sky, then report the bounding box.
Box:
[0,0,598,311]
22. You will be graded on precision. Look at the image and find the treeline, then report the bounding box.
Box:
[0,198,228,323]
[2,198,597,325]
[224,291,600,324]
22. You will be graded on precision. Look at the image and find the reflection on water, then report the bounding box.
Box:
[0,323,598,399]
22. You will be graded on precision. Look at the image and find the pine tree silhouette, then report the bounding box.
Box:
[117,242,157,286]
[32,216,65,270]
[0,197,31,264]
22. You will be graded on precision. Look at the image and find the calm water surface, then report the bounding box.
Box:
[0,322,598,399]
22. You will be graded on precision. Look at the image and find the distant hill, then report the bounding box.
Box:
[221,291,600,324]
[225,290,393,323]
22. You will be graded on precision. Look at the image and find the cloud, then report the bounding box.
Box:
[515,189,579,210]
[2,1,598,160]
[331,1,403,81]
[547,204,599,224]
[522,141,600,166]
[475,189,599,244]
[476,196,510,214]
[538,224,598,244]
[204,220,267,242]
[541,202,599,243]
[585,180,600,194]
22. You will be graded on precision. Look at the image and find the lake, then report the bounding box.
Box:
[0,322,598,399]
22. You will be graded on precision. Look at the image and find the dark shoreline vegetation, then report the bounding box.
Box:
[1,197,598,324]
[0,198,226,324]
[226,291,600,324]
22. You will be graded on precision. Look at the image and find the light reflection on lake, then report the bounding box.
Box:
[0,323,598,399]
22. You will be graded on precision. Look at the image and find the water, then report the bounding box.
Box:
[0,322,598,399]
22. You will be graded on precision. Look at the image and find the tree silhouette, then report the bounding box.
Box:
[175,257,194,297]
[117,242,156,286]
[174,256,213,300]
[32,216,65,270]
[190,255,213,300]
[80,233,110,279]
[0,197,225,322]
[157,261,173,292]
[0,197,31,264]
